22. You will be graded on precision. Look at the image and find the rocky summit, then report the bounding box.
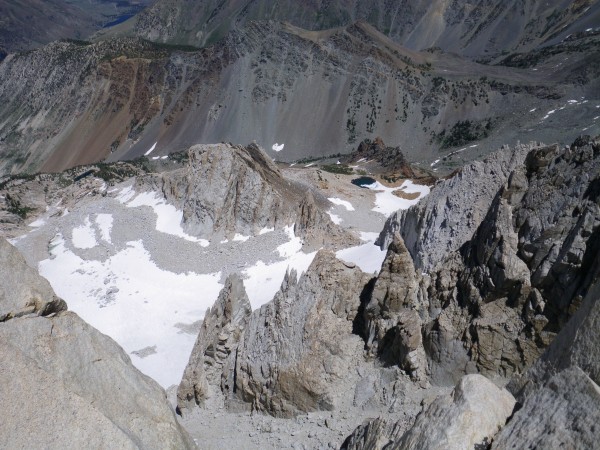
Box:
[0,2,599,449]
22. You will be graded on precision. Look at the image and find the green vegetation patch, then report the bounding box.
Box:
[321,164,353,175]
[435,119,494,149]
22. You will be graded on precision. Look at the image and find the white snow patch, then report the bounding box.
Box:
[28,217,47,228]
[259,227,274,235]
[328,197,355,211]
[357,158,367,163]
[232,233,250,242]
[126,192,209,246]
[144,142,157,156]
[152,156,160,160]
[336,232,385,274]
[39,235,222,388]
[305,163,315,168]
[529,108,537,112]
[430,159,440,167]
[469,144,478,148]
[242,225,316,309]
[272,143,285,152]
[541,110,556,120]
[242,249,317,309]
[95,214,113,244]
[72,216,97,249]
[276,225,303,258]
[161,155,168,160]
[365,180,430,216]
[327,211,343,225]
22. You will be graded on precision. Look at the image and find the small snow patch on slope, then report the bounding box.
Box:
[124,190,209,246]
[95,214,113,243]
[272,143,284,152]
[144,142,157,156]
[327,211,343,224]
[243,225,316,309]
[336,232,386,274]
[328,197,355,211]
[365,180,430,216]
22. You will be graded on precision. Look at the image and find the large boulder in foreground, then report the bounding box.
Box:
[492,268,600,449]
[342,374,515,450]
[0,238,195,449]
[0,237,66,320]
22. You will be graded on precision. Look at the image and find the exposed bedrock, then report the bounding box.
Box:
[375,136,600,384]
[0,238,195,449]
[227,250,372,417]
[177,273,252,412]
[138,142,357,246]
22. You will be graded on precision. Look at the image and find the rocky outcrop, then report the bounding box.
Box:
[144,142,355,245]
[177,273,251,412]
[341,417,406,450]
[397,375,515,450]
[378,142,531,271]
[342,374,515,450]
[492,263,600,448]
[362,233,427,381]
[343,138,417,179]
[0,237,66,320]
[161,143,298,238]
[0,237,195,449]
[226,250,372,417]
[374,137,600,384]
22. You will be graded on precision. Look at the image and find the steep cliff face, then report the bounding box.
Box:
[131,0,600,58]
[177,274,252,411]
[492,267,600,449]
[374,136,600,384]
[1,20,597,176]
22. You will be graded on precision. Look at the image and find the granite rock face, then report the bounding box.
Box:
[142,143,355,246]
[492,263,600,449]
[0,237,66,320]
[177,273,252,412]
[374,137,600,384]
[362,233,427,381]
[0,238,195,449]
[342,374,515,450]
[343,138,417,179]
[399,374,515,450]
[378,142,531,272]
[227,250,372,417]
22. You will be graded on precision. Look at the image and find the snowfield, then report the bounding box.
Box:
[364,180,430,216]
[39,233,223,388]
